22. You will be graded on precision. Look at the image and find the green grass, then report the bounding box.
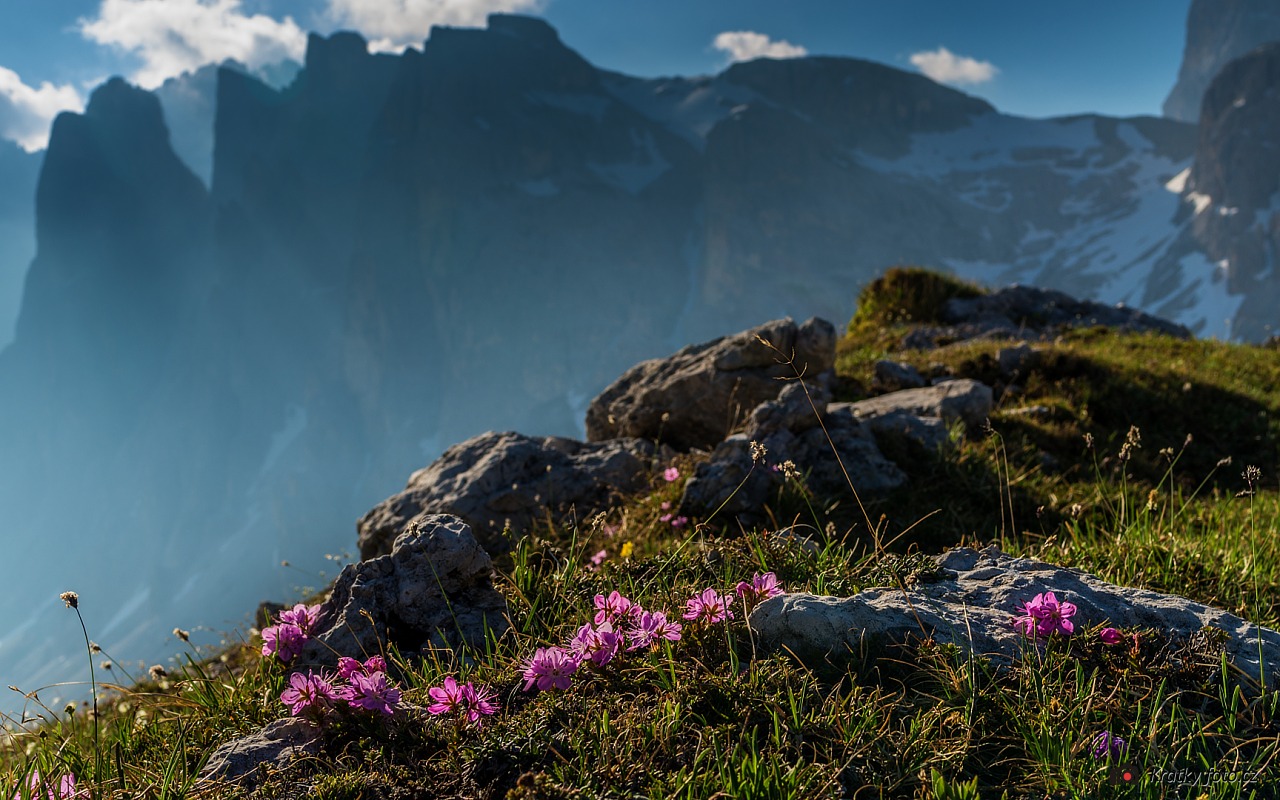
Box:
[4,269,1280,798]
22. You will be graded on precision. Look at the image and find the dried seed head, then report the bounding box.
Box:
[59,591,79,609]
[1083,432,1094,449]
[1244,465,1262,484]
[148,665,167,681]
[173,628,190,642]
[749,440,767,464]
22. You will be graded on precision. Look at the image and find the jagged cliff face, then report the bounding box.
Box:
[1163,0,1280,123]
[0,140,39,347]
[1183,42,1280,340]
[0,13,1273,703]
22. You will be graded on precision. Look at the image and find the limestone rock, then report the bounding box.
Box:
[831,379,993,430]
[749,545,1280,689]
[679,403,906,527]
[303,514,508,667]
[873,360,926,392]
[197,718,320,790]
[585,317,837,450]
[996,343,1038,380]
[357,432,659,560]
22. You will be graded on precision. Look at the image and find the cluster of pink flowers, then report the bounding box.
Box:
[1011,591,1078,638]
[10,772,83,800]
[261,603,324,663]
[521,590,683,693]
[682,572,784,624]
[279,655,402,721]
[427,676,499,727]
[659,513,690,528]
[735,572,784,607]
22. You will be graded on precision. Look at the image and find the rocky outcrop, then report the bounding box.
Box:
[902,285,1192,347]
[1184,42,1280,339]
[197,718,320,790]
[357,432,660,560]
[303,515,509,667]
[832,379,993,430]
[678,380,907,525]
[585,317,836,450]
[872,360,926,392]
[1163,0,1280,123]
[749,545,1280,689]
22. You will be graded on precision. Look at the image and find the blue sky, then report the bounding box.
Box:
[0,0,1192,151]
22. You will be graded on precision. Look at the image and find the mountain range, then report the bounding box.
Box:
[1,11,1278,707]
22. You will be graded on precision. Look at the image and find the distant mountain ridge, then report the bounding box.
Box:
[1,13,1277,706]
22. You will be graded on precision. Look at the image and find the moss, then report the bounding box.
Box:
[848,266,985,331]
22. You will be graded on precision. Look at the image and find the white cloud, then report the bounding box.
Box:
[909,47,998,86]
[712,31,808,64]
[0,67,85,152]
[79,0,308,89]
[325,0,545,52]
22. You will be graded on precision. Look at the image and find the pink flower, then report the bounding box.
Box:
[1099,627,1123,645]
[683,588,734,624]
[669,515,689,528]
[1011,591,1078,638]
[280,670,342,717]
[12,772,84,800]
[427,675,467,716]
[659,513,673,522]
[569,622,622,667]
[427,676,498,726]
[587,549,608,572]
[736,572,784,605]
[261,623,307,662]
[462,683,499,726]
[627,610,683,650]
[277,603,324,634]
[660,501,672,511]
[521,646,579,692]
[663,467,680,482]
[337,655,388,680]
[593,590,640,625]
[346,671,402,715]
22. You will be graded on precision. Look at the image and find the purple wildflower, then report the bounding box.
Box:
[1099,627,1123,645]
[627,610,683,650]
[280,670,342,717]
[277,603,324,634]
[670,516,689,528]
[683,588,734,624]
[587,549,608,572]
[261,623,307,662]
[569,622,622,667]
[1011,591,1077,638]
[337,655,388,681]
[1091,731,1127,760]
[593,590,640,625]
[736,572,783,604]
[427,675,467,716]
[462,683,499,726]
[659,513,673,523]
[521,646,579,692]
[12,772,84,800]
[346,671,402,715]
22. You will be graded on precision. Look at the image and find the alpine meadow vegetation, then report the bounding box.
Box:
[3,267,1279,799]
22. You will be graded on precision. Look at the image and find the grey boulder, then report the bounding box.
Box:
[872,360,927,392]
[749,545,1280,690]
[831,379,993,429]
[585,317,837,450]
[301,514,509,667]
[357,431,659,560]
[197,718,320,790]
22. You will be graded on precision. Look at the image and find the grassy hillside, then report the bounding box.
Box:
[3,268,1278,799]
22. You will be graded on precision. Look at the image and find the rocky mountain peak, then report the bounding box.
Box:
[1163,0,1280,123]
[1184,41,1280,337]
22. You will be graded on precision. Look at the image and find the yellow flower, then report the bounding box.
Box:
[620,541,634,559]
